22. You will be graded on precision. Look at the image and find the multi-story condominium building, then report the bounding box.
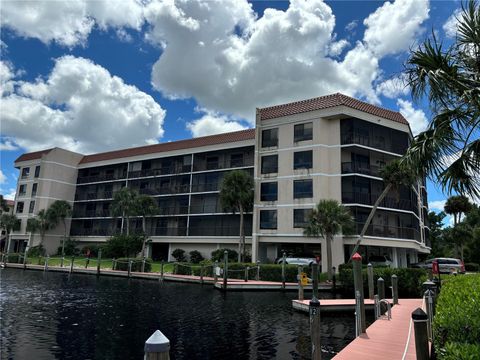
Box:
[9,93,430,269]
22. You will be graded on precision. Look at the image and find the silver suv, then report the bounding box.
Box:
[413,258,465,274]
[276,257,316,266]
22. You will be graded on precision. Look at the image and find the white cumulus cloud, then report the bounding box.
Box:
[428,200,446,212]
[0,0,144,47]
[443,9,461,38]
[397,99,429,135]
[186,109,248,138]
[0,170,6,184]
[376,74,410,99]
[1,56,166,154]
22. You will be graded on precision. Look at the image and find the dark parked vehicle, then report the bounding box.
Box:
[411,257,465,274]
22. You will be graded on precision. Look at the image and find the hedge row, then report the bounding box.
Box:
[465,262,479,272]
[338,263,427,298]
[3,253,22,263]
[173,262,314,282]
[114,258,153,272]
[433,274,480,360]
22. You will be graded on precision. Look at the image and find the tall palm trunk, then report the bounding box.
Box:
[61,218,67,256]
[141,216,147,258]
[239,203,244,263]
[350,184,392,259]
[126,215,130,236]
[326,233,333,281]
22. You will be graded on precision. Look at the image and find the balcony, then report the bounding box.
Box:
[189,203,222,214]
[138,184,190,196]
[157,206,189,215]
[192,157,254,172]
[153,227,187,236]
[342,192,417,212]
[341,162,383,177]
[77,173,126,184]
[70,228,112,236]
[128,165,191,179]
[75,191,113,201]
[191,183,220,192]
[73,209,112,218]
[353,222,420,241]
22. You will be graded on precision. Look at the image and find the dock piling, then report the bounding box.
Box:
[412,308,429,360]
[378,277,385,300]
[352,253,366,333]
[391,274,398,305]
[298,265,304,301]
[256,261,260,281]
[424,289,434,340]
[128,260,132,278]
[61,256,64,268]
[44,256,49,272]
[244,266,249,282]
[23,247,28,269]
[213,260,218,283]
[281,251,286,289]
[223,250,228,291]
[96,249,102,276]
[200,265,204,284]
[112,258,116,270]
[141,256,146,273]
[70,257,74,273]
[144,330,170,360]
[312,263,319,300]
[309,298,321,360]
[367,263,374,300]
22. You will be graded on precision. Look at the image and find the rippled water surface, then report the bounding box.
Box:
[1,269,358,359]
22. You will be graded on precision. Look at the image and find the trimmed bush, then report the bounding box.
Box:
[434,274,480,359]
[338,264,427,298]
[115,258,152,272]
[171,248,186,262]
[5,253,22,263]
[189,250,204,264]
[27,245,44,257]
[465,262,479,272]
[211,248,238,262]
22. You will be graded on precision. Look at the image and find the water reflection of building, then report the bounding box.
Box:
[10,93,429,269]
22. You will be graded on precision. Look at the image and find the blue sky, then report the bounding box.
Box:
[0,0,459,215]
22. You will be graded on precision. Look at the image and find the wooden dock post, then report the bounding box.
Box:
[144,329,170,360]
[213,261,218,283]
[367,263,374,300]
[159,261,164,282]
[256,261,260,281]
[61,256,64,268]
[312,263,319,300]
[141,256,146,273]
[281,251,286,289]
[298,265,304,301]
[244,266,249,282]
[223,250,228,291]
[96,249,102,275]
[391,274,398,304]
[352,253,366,333]
[23,247,28,269]
[70,257,74,273]
[309,298,321,360]
[44,256,49,272]
[412,308,429,360]
[112,258,116,270]
[424,289,434,340]
[200,265,204,284]
[128,260,132,278]
[378,277,385,300]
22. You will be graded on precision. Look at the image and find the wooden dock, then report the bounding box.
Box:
[292,298,392,312]
[214,280,332,291]
[333,298,424,359]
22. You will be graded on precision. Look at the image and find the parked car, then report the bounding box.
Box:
[276,257,316,266]
[411,258,465,274]
[367,255,393,267]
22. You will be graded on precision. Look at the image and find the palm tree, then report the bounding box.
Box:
[49,200,72,257]
[111,187,138,235]
[444,195,472,258]
[304,200,354,281]
[26,209,56,248]
[0,213,20,252]
[0,195,9,214]
[135,195,158,257]
[350,160,416,258]
[219,170,254,262]
[403,1,480,199]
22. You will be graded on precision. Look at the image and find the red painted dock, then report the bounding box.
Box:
[292,298,392,312]
[333,298,424,359]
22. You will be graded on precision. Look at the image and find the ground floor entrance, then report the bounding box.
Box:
[150,243,169,261]
[7,239,28,254]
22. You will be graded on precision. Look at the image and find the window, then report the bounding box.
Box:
[294,151,313,169]
[29,201,35,213]
[260,210,277,229]
[230,153,244,167]
[294,122,313,142]
[16,202,24,213]
[31,183,38,197]
[206,156,219,170]
[294,209,312,228]
[19,184,26,196]
[21,167,30,178]
[294,179,313,198]
[262,128,278,147]
[34,166,41,178]
[260,182,278,201]
[261,155,278,174]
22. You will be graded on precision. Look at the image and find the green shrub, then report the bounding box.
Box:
[189,250,204,264]
[115,258,152,272]
[57,238,80,256]
[211,248,238,262]
[434,274,480,359]
[338,264,427,298]
[27,245,44,257]
[103,234,143,258]
[171,248,186,262]
[5,253,22,263]
[464,263,479,272]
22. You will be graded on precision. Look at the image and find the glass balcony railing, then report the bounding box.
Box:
[342,192,417,212]
[77,173,126,184]
[353,222,420,241]
[341,162,384,177]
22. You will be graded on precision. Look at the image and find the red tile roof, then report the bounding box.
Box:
[258,93,409,125]
[6,200,14,207]
[80,128,255,164]
[14,148,54,163]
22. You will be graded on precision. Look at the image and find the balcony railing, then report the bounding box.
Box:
[342,192,417,212]
[157,206,189,215]
[192,157,254,172]
[70,228,113,236]
[75,191,113,201]
[73,209,112,218]
[341,132,406,154]
[152,227,188,236]
[77,173,126,184]
[353,222,420,241]
[128,165,191,179]
[137,184,190,196]
[341,162,384,177]
[189,204,222,214]
[191,183,219,192]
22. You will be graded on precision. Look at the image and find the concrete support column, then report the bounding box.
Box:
[392,247,399,268]
[251,234,259,263]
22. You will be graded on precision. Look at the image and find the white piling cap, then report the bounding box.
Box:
[144,330,170,353]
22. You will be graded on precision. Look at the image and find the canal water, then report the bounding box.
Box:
[1,269,357,360]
